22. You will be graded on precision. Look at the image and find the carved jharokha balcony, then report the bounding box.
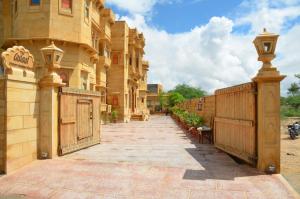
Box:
[100,9,115,41]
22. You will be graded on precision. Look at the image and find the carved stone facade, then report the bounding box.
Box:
[107,22,149,122]
[0,0,149,123]
[0,0,109,91]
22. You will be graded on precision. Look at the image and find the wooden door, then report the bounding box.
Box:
[58,87,101,155]
[214,82,257,165]
[77,99,93,140]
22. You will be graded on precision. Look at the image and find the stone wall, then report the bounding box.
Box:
[177,95,216,126]
[5,77,39,173]
[0,78,5,173]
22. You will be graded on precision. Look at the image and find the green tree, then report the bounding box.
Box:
[159,92,168,110]
[286,95,300,109]
[281,74,300,117]
[168,92,185,107]
[169,84,206,99]
[288,83,300,96]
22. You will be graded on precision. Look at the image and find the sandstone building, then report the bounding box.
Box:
[107,21,149,122]
[0,0,150,174]
[0,0,149,122]
[1,0,114,91]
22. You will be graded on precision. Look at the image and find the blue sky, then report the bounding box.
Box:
[107,0,245,33]
[150,0,244,33]
[106,0,300,95]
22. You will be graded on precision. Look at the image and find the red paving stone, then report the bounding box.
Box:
[0,115,298,199]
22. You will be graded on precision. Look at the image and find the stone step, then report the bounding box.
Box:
[131,114,144,121]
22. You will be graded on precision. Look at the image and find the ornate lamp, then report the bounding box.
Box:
[40,42,65,87]
[253,28,279,73]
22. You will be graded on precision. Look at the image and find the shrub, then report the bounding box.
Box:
[171,107,204,127]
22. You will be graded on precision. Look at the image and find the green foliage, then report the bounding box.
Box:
[169,84,206,99]
[286,95,300,109]
[168,92,185,107]
[281,74,300,118]
[111,110,118,121]
[159,92,169,110]
[288,83,300,96]
[172,107,204,128]
[281,105,300,117]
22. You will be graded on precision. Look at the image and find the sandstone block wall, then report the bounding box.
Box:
[5,78,39,173]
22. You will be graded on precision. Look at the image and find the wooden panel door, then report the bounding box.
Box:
[214,82,257,165]
[58,87,101,155]
[77,99,93,140]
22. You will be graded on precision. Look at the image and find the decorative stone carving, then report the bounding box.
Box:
[1,46,35,76]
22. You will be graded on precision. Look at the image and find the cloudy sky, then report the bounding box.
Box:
[106,0,300,95]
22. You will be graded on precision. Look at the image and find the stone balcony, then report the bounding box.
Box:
[100,27,111,42]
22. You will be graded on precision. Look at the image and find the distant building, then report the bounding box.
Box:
[147,84,165,113]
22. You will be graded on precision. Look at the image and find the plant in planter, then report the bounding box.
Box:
[171,107,204,135]
[111,110,118,123]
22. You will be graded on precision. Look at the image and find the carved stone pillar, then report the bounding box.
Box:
[39,42,64,159]
[252,29,285,173]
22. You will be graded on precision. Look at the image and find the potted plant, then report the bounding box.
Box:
[111,110,118,123]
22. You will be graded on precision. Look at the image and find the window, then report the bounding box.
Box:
[112,96,119,106]
[81,72,88,90]
[129,55,132,65]
[101,91,106,103]
[30,0,40,6]
[92,29,99,51]
[112,54,119,65]
[62,0,72,9]
[84,0,90,18]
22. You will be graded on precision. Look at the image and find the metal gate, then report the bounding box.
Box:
[58,87,101,155]
[214,82,257,165]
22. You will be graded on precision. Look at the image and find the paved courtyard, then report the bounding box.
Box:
[281,118,300,195]
[0,116,298,199]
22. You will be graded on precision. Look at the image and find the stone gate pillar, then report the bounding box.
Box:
[0,46,38,174]
[252,29,285,173]
[38,42,64,159]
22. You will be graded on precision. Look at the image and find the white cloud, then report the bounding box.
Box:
[108,0,300,95]
[236,0,300,33]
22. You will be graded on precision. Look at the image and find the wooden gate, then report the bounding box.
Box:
[59,87,101,155]
[214,82,257,165]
